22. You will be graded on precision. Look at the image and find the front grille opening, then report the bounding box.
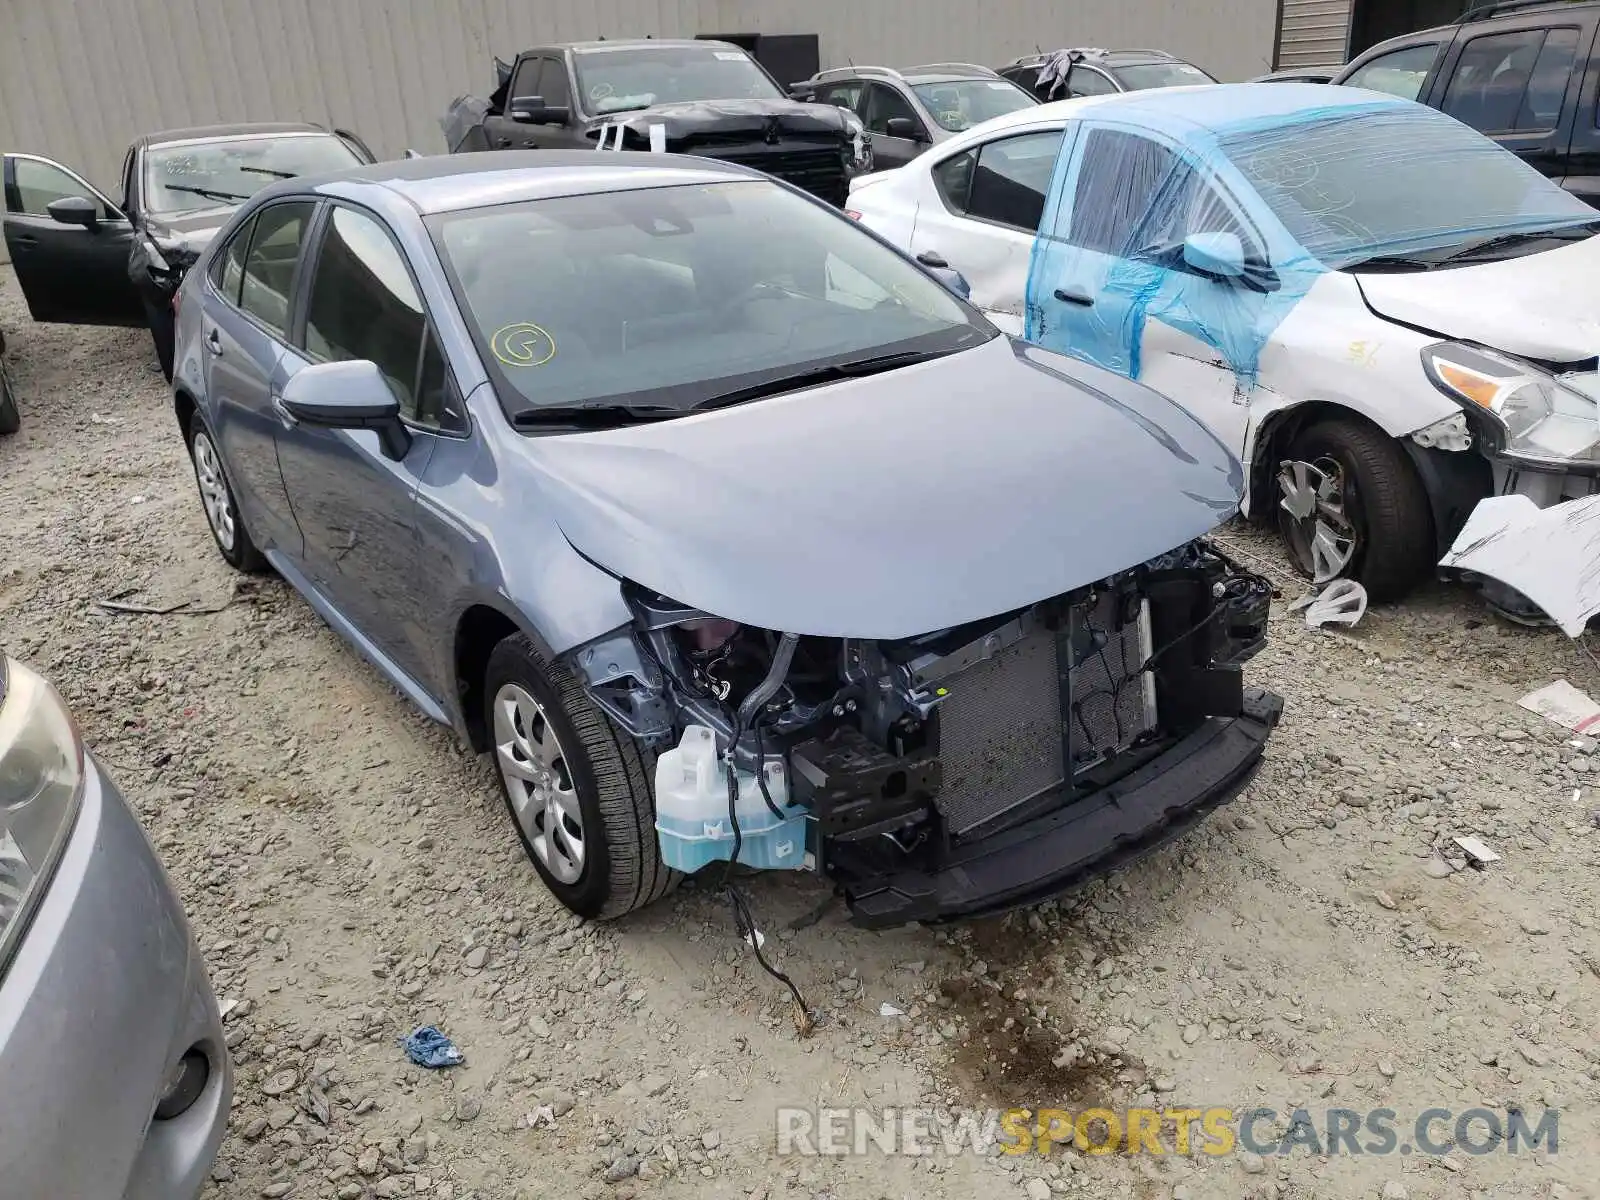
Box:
[932,593,1156,839]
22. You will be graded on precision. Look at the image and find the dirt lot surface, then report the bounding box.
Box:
[3,268,1600,1200]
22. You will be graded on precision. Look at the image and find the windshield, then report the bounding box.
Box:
[1115,61,1217,90]
[142,134,362,216]
[912,79,1038,132]
[572,45,783,114]
[430,179,991,420]
[1220,104,1597,267]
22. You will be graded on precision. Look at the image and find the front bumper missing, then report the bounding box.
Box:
[840,687,1284,928]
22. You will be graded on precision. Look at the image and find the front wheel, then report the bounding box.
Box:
[143,296,175,382]
[1275,419,1434,603]
[484,633,677,920]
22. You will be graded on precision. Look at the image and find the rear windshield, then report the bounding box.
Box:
[1115,61,1217,90]
[142,134,362,215]
[429,178,990,419]
[1221,102,1597,265]
[912,79,1038,132]
[573,45,783,114]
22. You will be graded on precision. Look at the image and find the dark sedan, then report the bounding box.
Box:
[171,151,1280,929]
[2,123,372,379]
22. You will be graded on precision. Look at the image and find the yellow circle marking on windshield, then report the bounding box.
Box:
[490,322,556,368]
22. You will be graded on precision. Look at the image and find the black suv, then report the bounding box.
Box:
[790,64,1038,170]
[441,39,870,206]
[1334,0,1600,206]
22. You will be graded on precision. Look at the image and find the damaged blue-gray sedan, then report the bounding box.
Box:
[170,149,1281,927]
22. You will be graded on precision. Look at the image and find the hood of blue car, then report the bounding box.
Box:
[517,336,1244,640]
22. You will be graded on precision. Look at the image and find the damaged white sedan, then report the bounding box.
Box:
[848,84,1600,622]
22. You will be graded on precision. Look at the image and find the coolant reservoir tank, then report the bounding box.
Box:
[653,725,810,873]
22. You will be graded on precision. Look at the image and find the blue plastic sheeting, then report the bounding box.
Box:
[1024,84,1597,388]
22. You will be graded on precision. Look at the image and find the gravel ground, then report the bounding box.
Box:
[3,266,1600,1200]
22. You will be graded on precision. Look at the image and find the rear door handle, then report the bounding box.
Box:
[204,328,223,355]
[1053,287,1095,307]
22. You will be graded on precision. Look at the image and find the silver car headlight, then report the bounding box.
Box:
[1422,342,1600,467]
[0,657,86,972]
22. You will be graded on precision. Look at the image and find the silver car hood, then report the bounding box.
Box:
[518,337,1243,640]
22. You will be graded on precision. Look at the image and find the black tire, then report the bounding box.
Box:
[185,413,267,572]
[0,353,18,435]
[144,297,176,382]
[1277,419,1433,603]
[483,633,677,920]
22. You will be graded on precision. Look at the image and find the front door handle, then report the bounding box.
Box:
[1053,286,1095,307]
[495,136,512,148]
[204,328,223,355]
[271,395,299,427]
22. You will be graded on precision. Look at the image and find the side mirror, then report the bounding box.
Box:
[509,96,570,125]
[1182,231,1247,280]
[884,117,926,142]
[930,266,971,300]
[279,360,412,461]
[915,251,971,299]
[47,195,99,229]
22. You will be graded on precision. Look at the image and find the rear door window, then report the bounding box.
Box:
[965,130,1063,231]
[1441,27,1579,133]
[237,201,315,337]
[210,215,257,305]
[818,81,866,113]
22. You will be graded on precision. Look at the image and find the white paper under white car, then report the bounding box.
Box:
[1438,493,1600,637]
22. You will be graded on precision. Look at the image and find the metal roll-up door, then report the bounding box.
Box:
[1275,0,1355,69]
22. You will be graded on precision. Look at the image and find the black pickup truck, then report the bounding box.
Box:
[441,38,871,206]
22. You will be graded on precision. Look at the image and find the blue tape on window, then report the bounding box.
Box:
[1024,85,1596,388]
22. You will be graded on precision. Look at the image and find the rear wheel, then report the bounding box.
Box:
[187,416,266,571]
[0,343,18,435]
[484,633,677,920]
[1275,419,1433,602]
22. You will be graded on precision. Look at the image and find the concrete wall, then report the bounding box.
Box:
[1,0,1281,197]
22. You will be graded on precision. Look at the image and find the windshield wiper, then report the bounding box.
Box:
[1345,253,1447,272]
[237,165,298,179]
[1435,220,1600,265]
[511,404,682,429]
[162,183,253,203]
[689,349,952,412]
[510,350,954,429]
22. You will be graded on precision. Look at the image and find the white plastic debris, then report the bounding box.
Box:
[743,926,765,951]
[1293,579,1368,628]
[648,122,667,153]
[1439,493,1600,637]
[1518,680,1600,737]
[878,1002,905,1018]
[1453,835,1500,866]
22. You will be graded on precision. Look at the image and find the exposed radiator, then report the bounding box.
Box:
[933,594,1156,838]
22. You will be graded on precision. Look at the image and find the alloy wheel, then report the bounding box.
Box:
[1277,457,1357,583]
[493,682,584,884]
[192,430,236,552]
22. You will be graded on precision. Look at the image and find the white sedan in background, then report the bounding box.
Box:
[849,84,1600,627]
